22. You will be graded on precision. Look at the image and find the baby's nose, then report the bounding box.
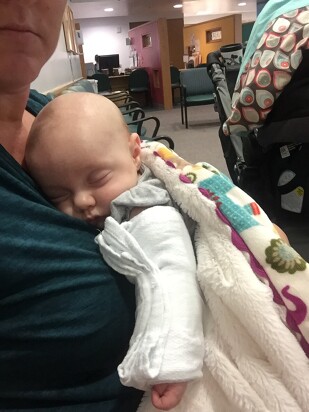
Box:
[74,192,95,210]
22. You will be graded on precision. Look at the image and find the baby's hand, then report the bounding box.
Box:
[273,223,290,244]
[151,382,187,410]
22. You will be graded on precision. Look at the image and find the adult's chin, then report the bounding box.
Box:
[0,32,55,90]
[0,54,50,92]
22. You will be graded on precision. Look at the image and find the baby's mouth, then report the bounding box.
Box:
[86,215,106,228]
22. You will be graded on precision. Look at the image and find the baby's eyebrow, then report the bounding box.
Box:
[43,186,69,195]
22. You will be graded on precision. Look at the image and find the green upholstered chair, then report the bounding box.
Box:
[90,73,112,94]
[121,107,174,149]
[122,107,158,138]
[170,65,181,106]
[128,68,151,107]
[180,67,215,128]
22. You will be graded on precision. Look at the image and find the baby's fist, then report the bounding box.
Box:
[151,382,187,410]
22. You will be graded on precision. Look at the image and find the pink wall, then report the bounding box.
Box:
[129,21,164,106]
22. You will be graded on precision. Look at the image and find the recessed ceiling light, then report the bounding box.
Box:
[173,4,183,8]
[104,7,114,12]
[238,2,247,5]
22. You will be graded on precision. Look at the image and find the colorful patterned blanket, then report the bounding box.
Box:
[225,6,309,135]
[138,141,309,412]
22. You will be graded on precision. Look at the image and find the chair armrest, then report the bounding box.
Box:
[180,84,187,100]
[127,116,160,138]
[107,93,132,104]
[118,101,141,112]
[122,107,145,121]
[107,91,130,99]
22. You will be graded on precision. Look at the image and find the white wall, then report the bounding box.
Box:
[30,15,133,93]
[31,25,82,93]
[77,17,132,69]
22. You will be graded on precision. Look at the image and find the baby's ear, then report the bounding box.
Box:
[129,133,142,168]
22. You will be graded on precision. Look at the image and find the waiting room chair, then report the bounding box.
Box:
[120,106,174,149]
[121,107,158,138]
[127,114,160,138]
[180,67,215,128]
[107,92,135,106]
[170,65,181,106]
[90,73,112,94]
[107,90,130,100]
[128,68,151,107]
[118,100,141,113]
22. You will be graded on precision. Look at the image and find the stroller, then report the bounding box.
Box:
[207,44,309,222]
[206,46,244,187]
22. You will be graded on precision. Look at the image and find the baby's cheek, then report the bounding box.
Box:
[98,185,120,205]
[57,202,74,217]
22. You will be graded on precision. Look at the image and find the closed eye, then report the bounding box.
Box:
[47,192,70,204]
[88,172,112,186]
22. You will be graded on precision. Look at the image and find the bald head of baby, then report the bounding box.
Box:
[26,92,130,156]
[25,92,142,212]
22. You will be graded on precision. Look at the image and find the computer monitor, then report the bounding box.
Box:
[98,54,120,76]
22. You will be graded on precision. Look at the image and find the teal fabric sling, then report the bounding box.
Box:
[0,91,143,410]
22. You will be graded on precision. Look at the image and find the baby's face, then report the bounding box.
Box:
[29,128,141,228]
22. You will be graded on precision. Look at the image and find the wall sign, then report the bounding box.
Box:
[206,28,222,43]
[142,34,152,48]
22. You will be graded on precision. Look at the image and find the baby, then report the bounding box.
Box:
[25,93,204,411]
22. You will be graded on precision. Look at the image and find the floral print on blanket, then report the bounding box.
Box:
[143,141,309,355]
[266,238,307,274]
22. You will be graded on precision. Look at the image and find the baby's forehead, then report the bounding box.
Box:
[35,99,69,124]
[35,96,127,143]
[51,96,121,120]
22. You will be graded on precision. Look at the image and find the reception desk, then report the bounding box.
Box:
[109,74,129,92]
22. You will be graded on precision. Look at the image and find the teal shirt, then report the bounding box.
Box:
[0,94,143,410]
[241,0,309,74]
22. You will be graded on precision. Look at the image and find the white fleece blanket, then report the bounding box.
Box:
[136,142,309,412]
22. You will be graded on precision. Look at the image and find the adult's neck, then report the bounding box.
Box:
[0,87,33,165]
